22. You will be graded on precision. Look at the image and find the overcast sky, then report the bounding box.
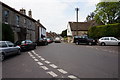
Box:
[1,0,100,34]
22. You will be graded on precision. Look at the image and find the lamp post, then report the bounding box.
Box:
[75,8,79,36]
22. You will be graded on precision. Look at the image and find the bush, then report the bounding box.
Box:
[2,23,14,42]
[88,23,120,39]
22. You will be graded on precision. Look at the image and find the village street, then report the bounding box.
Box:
[2,43,119,79]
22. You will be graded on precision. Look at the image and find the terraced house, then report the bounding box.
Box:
[1,1,46,42]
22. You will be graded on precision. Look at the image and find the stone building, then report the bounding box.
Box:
[67,20,101,43]
[1,2,46,42]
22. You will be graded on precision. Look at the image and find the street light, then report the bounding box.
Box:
[75,7,79,36]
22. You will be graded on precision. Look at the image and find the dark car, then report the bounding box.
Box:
[74,35,97,45]
[15,40,36,51]
[0,41,21,61]
[36,38,48,46]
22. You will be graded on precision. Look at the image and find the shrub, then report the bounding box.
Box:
[88,23,120,39]
[2,23,14,42]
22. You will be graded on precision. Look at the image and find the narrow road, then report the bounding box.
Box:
[2,43,118,79]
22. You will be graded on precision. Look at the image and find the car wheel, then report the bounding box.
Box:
[17,49,21,55]
[101,42,105,46]
[88,42,92,46]
[75,42,79,45]
[0,53,5,61]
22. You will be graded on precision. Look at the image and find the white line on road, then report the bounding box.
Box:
[68,75,78,79]
[49,64,58,68]
[45,61,51,64]
[32,50,37,55]
[37,62,43,66]
[41,66,49,70]
[34,59,39,62]
[57,69,68,74]
[32,57,36,59]
[41,58,45,61]
[28,52,34,57]
[38,56,41,58]
[47,71,58,77]
[28,52,32,55]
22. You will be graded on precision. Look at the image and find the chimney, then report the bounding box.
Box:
[28,9,32,18]
[20,8,26,15]
[37,19,40,23]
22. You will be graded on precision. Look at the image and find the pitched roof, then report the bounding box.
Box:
[69,20,99,31]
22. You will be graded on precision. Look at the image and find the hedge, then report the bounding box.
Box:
[88,23,120,39]
[2,23,14,42]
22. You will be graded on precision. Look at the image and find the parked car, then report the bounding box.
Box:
[74,35,97,45]
[47,38,53,44]
[36,38,48,46]
[98,37,120,46]
[54,37,61,43]
[15,40,37,51]
[0,41,21,61]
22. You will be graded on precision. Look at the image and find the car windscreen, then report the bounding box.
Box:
[0,42,8,48]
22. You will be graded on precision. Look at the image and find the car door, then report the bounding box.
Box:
[6,41,18,55]
[1,42,11,56]
[103,37,110,45]
[110,37,118,45]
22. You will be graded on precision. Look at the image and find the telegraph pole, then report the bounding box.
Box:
[75,8,79,36]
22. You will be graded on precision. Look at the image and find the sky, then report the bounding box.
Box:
[1,0,101,34]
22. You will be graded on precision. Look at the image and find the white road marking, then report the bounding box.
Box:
[38,56,41,58]
[49,64,58,68]
[37,62,43,66]
[28,52,34,57]
[32,50,37,55]
[47,71,58,77]
[34,59,39,61]
[57,69,68,74]
[45,61,51,64]
[32,57,36,59]
[28,52,32,55]
[41,66,49,70]
[41,58,45,61]
[35,54,39,56]
[68,75,77,79]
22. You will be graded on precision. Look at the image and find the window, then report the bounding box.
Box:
[104,38,109,40]
[24,18,26,24]
[0,42,7,47]
[26,40,32,44]
[6,41,14,47]
[4,10,9,23]
[111,38,117,41]
[16,15,19,26]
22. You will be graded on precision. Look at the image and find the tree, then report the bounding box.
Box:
[60,29,67,37]
[94,2,120,24]
[86,12,95,21]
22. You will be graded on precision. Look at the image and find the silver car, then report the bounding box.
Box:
[0,41,21,61]
[98,37,120,46]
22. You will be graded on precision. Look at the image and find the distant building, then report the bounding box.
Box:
[67,20,101,43]
[1,1,46,42]
[46,31,58,39]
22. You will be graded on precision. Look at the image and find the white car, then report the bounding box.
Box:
[0,41,21,61]
[98,37,120,46]
[54,37,61,43]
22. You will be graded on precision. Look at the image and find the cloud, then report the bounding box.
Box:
[1,0,98,33]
